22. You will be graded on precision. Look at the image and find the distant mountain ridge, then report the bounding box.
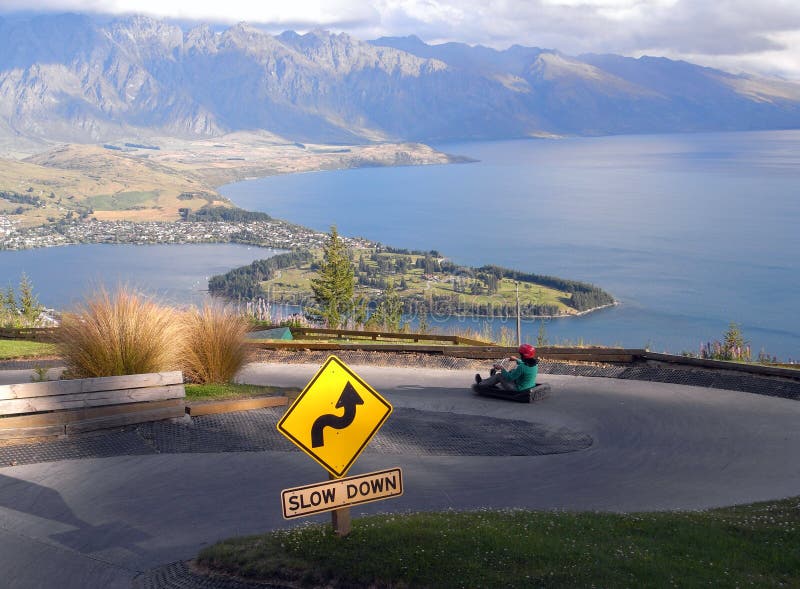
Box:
[1,14,799,146]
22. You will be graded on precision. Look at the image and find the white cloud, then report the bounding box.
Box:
[0,0,378,26]
[1,0,799,79]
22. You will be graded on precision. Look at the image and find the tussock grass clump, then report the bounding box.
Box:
[179,305,249,384]
[58,288,182,378]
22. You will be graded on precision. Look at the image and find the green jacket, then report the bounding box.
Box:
[501,359,538,391]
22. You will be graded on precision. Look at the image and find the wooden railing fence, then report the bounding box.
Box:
[285,326,493,347]
[0,327,59,341]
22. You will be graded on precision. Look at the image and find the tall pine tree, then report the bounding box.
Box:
[368,281,404,331]
[310,226,355,328]
[18,273,41,325]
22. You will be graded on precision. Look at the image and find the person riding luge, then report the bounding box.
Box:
[475,343,539,392]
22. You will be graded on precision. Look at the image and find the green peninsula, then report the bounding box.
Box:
[209,248,615,319]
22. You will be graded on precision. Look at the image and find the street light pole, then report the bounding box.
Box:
[516,281,522,347]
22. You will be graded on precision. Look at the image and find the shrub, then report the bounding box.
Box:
[1,273,44,328]
[700,322,752,362]
[57,288,182,378]
[179,305,249,384]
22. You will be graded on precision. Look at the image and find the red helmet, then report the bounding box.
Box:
[518,343,536,359]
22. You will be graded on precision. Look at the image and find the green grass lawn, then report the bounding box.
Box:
[0,339,57,359]
[197,498,800,588]
[184,382,299,402]
[84,190,158,211]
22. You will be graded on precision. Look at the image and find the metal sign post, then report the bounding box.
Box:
[516,281,522,347]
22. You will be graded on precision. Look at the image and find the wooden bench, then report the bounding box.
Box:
[0,371,186,439]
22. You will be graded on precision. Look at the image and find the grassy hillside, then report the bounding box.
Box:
[0,145,221,226]
[0,134,454,228]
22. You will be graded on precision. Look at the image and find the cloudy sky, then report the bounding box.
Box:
[2,0,800,80]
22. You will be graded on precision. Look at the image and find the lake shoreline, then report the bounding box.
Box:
[5,132,799,356]
[2,149,617,323]
[396,300,620,321]
[218,132,800,358]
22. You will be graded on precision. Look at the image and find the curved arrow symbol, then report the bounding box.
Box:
[311,382,364,448]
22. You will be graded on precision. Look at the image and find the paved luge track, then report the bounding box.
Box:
[0,364,798,588]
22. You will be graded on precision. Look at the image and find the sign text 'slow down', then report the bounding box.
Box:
[281,468,403,519]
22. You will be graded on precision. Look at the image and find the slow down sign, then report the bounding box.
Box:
[281,467,404,519]
[277,356,402,531]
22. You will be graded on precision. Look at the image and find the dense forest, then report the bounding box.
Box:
[179,205,273,223]
[208,251,313,299]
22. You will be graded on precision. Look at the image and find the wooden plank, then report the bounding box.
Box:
[0,410,69,428]
[65,405,185,434]
[642,352,800,380]
[544,353,635,363]
[248,341,342,350]
[0,424,65,439]
[1,400,186,437]
[0,371,183,401]
[0,327,58,341]
[248,342,451,353]
[445,349,512,359]
[337,344,447,352]
[291,327,461,344]
[0,385,185,415]
[269,342,448,352]
[0,398,185,429]
[446,346,507,353]
[186,396,288,416]
[0,385,185,416]
[58,398,186,425]
[454,336,498,346]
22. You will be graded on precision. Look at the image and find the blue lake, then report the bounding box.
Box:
[1,243,279,308]
[222,130,800,359]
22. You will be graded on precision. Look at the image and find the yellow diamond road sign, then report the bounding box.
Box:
[277,355,392,478]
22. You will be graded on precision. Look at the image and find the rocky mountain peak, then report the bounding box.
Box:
[219,22,285,57]
[0,13,798,146]
[288,28,445,77]
[184,24,217,53]
[108,15,184,61]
